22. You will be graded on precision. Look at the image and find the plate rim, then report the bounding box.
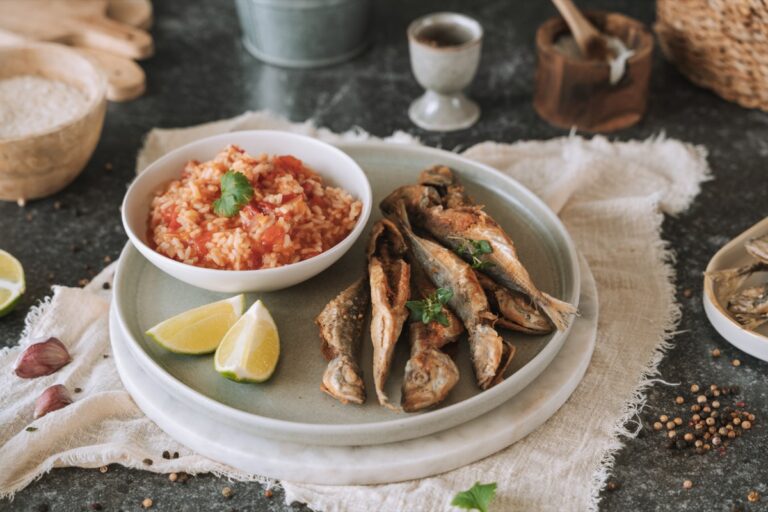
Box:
[113,141,582,444]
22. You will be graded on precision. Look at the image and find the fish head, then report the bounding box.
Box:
[401,347,459,412]
[380,185,441,217]
[321,354,365,405]
[418,165,456,187]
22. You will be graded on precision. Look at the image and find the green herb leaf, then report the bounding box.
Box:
[25,426,38,432]
[451,482,497,512]
[213,170,254,217]
[453,238,494,270]
[407,287,453,325]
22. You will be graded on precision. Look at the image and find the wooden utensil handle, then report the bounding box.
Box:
[69,15,153,60]
[76,47,146,102]
[551,0,602,53]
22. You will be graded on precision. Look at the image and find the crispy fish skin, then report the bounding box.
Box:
[728,283,768,330]
[402,262,464,412]
[391,203,511,390]
[707,262,768,302]
[315,278,369,405]
[409,204,576,331]
[475,272,553,334]
[419,165,471,208]
[368,219,411,408]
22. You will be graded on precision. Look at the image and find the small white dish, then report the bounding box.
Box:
[122,130,372,293]
[703,217,768,361]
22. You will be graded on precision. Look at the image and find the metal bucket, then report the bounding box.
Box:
[235,0,372,68]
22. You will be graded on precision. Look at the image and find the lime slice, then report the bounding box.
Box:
[0,250,25,318]
[146,295,245,354]
[214,300,280,383]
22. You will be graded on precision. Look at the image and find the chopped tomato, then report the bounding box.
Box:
[248,249,263,269]
[281,192,298,204]
[193,232,212,256]
[260,225,285,250]
[254,200,276,214]
[275,155,303,173]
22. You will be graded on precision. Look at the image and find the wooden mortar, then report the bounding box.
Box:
[534,12,653,133]
[0,44,107,201]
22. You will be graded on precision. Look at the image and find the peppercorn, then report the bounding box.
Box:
[99,466,108,474]
[683,480,693,489]
[713,390,721,397]
[748,490,760,503]
[703,406,712,413]
[668,430,677,438]
[712,436,722,446]
[704,443,711,450]
[666,421,676,430]
[710,384,718,391]
[712,400,721,409]
[142,498,153,509]
[692,414,701,422]
[706,417,716,426]
[169,473,178,482]
[684,433,694,442]
[742,421,752,430]
[675,396,685,405]
[728,431,737,439]
[691,405,701,412]
[606,480,621,491]
[718,427,728,436]
[697,395,707,404]
[732,359,741,367]
[734,417,741,425]
[711,348,721,357]
[748,414,755,421]
[660,414,669,422]
[222,487,233,499]
[694,440,703,448]
[690,384,700,393]
[653,421,663,431]
[674,417,683,426]
[264,489,273,499]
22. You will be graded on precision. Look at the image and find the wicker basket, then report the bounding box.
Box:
[655,0,768,111]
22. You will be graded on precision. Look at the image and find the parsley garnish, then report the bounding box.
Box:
[213,170,254,217]
[455,238,494,270]
[406,287,453,326]
[451,481,497,512]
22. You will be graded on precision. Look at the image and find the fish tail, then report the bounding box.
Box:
[535,291,578,331]
[706,264,759,300]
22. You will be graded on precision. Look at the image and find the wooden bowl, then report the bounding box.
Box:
[0,44,107,201]
[534,12,653,133]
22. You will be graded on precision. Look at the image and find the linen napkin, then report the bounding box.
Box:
[0,111,711,511]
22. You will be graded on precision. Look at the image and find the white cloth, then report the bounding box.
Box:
[0,112,711,511]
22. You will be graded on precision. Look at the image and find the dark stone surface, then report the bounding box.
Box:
[1,0,767,510]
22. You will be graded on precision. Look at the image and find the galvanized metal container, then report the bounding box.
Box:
[235,0,372,68]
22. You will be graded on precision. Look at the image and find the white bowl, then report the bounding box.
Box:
[703,217,768,361]
[122,130,372,292]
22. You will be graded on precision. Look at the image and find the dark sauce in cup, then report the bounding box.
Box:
[416,23,475,48]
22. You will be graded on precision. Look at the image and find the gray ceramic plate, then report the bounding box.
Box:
[112,142,580,446]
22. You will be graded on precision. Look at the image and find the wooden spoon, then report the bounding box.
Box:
[551,0,608,60]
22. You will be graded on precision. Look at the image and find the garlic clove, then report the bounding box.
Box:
[33,384,73,419]
[14,337,72,378]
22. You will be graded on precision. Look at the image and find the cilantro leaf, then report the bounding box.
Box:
[406,287,453,325]
[451,482,497,512]
[213,170,254,217]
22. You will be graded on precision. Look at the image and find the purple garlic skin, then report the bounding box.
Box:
[34,384,73,419]
[14,337,72,378]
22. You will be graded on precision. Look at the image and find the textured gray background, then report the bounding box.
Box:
[2,0,767,510]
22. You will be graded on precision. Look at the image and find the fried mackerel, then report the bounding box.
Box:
[475,272,553,334]
[402,260,464,412]
[382,169,576,331]
[315,278,369,405]
[368,219,411,408]
[391,203,514,390]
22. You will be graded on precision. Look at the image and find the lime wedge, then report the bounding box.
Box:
[214,300,280,383]
[0,250,25,318]
[146,295,245,354]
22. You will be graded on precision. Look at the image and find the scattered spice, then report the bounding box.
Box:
[26,426,38,432]
[105,162,113,171]
[264,489,273,499]
[169,473,178,482]
[659,414,669,422]
[173,451,179,459]
[162,450,171,459]
[99,465,108,473]
[683,288,693,298]
[222,486,233,499]
[690,384,700,393]
[711,348,721,357]
[683,479,693,489]
[748,490,761,503]
[675,396,685,405]
[102,282,111,290]
[142,497,153,509]
[74,387,82,393]
[17,198,26,207]
[605,479,621,491]
[732,359,741,367]
[89,503,103,511]
[103,255,112,263]
[143,458,153,466]
[653,421,663,431]
[78,278,89,287]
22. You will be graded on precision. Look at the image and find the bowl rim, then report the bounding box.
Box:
[0,43,107,143]
[121,129,373,278]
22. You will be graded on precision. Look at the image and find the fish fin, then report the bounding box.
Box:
[535,292,578,331]
[489,341,516,388]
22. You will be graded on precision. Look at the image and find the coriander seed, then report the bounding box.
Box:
[690,384,700,393]
[706,417,716,426]
[667,430,677,438]
[666,421,676,430]
[674,417,683,426]
[712,400,721,409]
[711,348,721,357]
[169,473,178,482]
[684,433,694,442]
[732,359,741,367]
[142,498,153,509]
[660,414,669,422]
[697,395,707,404]
[222,487,233,499]
[742,420,752,430]
[683,480,693,489]
[675,396,685,405]
[653,422,663,431]
[748,490,760,503]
